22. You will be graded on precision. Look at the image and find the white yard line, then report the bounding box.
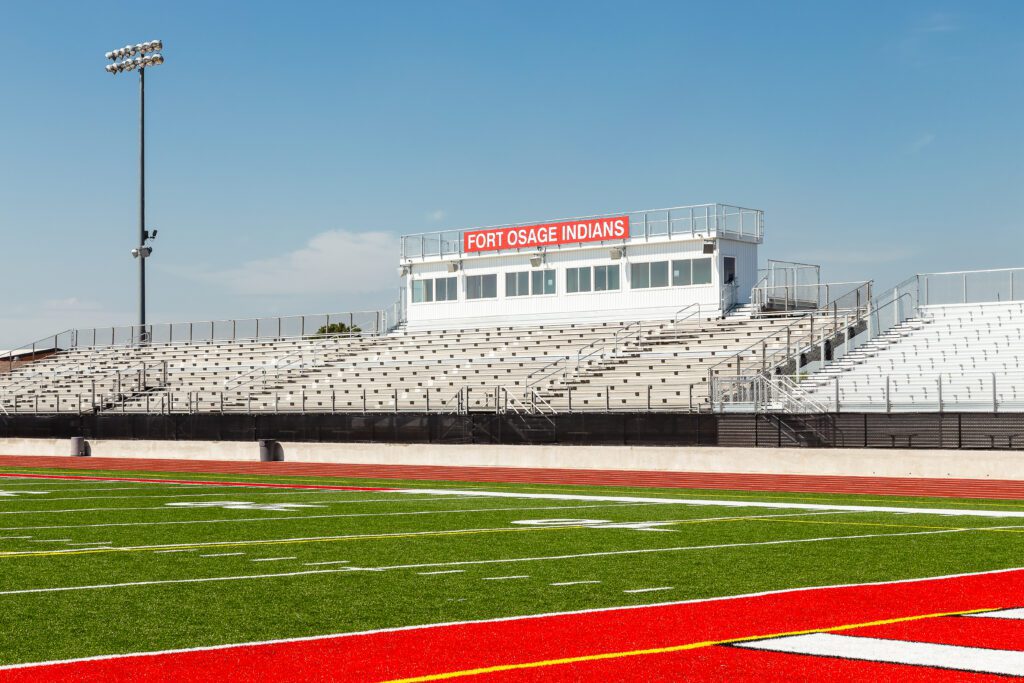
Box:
[550,581,600,586]
[623,587,673,594]
[0,502,667,531]
[0,496,469,518]
[396,488,1024,519]
[304,560,350,566]
[0,490,382,504]
[199,553,245,558]
[418,570,464,575]
[250,557,296,563]
[0,510,864,558]
[482,575,529,581]
[152,549,196,554]
[66,542,111,546]
[0,527,983,596]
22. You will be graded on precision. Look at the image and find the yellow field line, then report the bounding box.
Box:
[381,606,1000,682]
[755,517,1024,534]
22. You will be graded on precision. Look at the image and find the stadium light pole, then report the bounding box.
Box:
[104,41,165,343]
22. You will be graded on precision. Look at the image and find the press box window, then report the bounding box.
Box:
[467,274,497,299]
[531,269,556,295]
[692,257,712,285]
[412,280,433,303]
[434,276,457,301]
[412,277,457,303]
[566,267,592,293]
[630,261,668,289]
[594,264,620,291]
[506,271,530,297]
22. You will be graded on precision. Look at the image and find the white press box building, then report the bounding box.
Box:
[398,203,763,329]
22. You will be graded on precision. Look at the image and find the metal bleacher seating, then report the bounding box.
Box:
[797,301,1024,412]
[0,311,838,415]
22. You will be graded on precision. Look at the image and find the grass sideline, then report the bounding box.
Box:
[0,466,1022,666]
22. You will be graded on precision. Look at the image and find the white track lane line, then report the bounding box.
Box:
[0,527,981,596]
[396,488,1024,519]
[737,633,1024,676]
[966,607,1024,620]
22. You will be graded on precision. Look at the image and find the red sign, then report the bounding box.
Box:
[462,216,630,254]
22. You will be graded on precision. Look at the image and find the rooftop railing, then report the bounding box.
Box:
[400,203,764,260]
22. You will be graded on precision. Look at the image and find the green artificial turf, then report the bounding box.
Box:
[0,466,1021,665]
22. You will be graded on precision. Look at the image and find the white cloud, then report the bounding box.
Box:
[42,297,102,312]
[427,209,446,223]
[911,132,936,153]
[916,13,959,34]
[896,12,961,65]
[191,229,398,297]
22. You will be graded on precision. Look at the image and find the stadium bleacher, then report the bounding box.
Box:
[798,301,1024,412]
[0,310,840,415]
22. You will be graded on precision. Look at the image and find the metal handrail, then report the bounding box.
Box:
[13,309,388,355]
[709,291,923,413]
[528,389,557,415]
[671,303,706,328]
[752,280,871,314]
[612,320,643,352]
[401,203,765,260]
[708,282,873,383]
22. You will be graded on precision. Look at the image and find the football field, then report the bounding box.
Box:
[1,464,1023,680]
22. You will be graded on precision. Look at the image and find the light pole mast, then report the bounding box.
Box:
[104,41,164,343]
[139,65,146,334]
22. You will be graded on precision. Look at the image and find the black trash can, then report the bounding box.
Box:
[258,439,283,462]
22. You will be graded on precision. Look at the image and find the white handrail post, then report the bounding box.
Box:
[993,372,998,413]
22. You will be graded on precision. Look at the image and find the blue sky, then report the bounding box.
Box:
[1,1,1021,347]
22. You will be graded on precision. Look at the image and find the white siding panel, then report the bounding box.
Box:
[404,236,756,329]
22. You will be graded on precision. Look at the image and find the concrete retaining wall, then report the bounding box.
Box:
[1,437,1021,481]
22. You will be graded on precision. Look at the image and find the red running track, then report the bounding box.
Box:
[0,454,1023,499]
[3,568,1022,681]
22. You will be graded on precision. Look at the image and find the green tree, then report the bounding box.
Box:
[315,322,362,337]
